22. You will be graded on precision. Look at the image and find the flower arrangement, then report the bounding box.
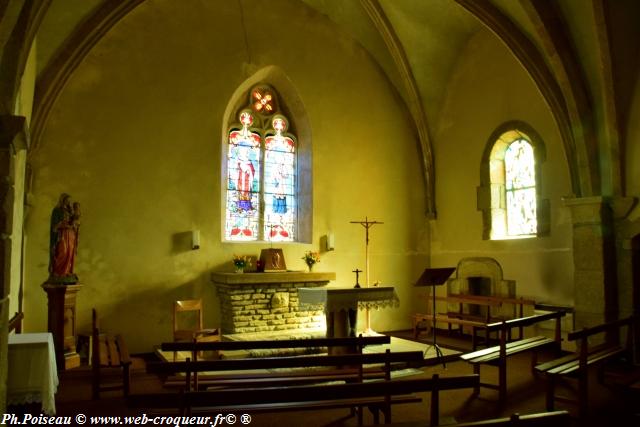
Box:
[232,255,252,272]
[301,251,320,271]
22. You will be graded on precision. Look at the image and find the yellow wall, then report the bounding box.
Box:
[429,29,574,306]
[24,0,427,352]
[625,67,640,215]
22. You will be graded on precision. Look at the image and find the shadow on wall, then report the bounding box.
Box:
[86,272,220,353]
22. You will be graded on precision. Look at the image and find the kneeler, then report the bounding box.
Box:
[91,308,132,399]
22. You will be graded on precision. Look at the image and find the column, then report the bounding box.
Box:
[564,197,617,328]
[0,115,29,413]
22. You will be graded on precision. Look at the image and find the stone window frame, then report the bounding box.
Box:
[221,66,312,243]
[477,121,549,240]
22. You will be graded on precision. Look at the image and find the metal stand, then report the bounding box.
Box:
[423,284,444,366]
[415,267,456,368]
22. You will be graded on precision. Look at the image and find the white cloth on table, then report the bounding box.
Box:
[298,286,399,312]
[7,332,59,415]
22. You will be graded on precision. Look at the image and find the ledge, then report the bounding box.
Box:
[211,271,336,285]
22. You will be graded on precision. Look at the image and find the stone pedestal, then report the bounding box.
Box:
[42,283,82,370]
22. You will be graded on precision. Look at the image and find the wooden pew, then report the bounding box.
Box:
[413,294,536,350]
[443,410,570,426]
[535,315,636,419]
[160,335,393,389]
[389,410,571,426]
[460,310,566,403]
[128,372,480,426]
[144,347,436,425]
[149,348,424,391]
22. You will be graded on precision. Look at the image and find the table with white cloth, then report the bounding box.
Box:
[7,333,59,415]
[298,286,399,348]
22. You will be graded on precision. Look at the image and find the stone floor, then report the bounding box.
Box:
[48,329,640,427]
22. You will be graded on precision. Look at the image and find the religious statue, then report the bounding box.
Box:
[48,193,80,284]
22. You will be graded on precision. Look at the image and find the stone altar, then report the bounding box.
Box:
[211,271,336,334]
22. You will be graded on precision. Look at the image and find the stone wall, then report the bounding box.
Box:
[211,272,336,335]
[216,282,326,334]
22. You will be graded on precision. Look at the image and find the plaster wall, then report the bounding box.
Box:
[625,67,640,209]
[24,0,427,352]
[429,29,574,306]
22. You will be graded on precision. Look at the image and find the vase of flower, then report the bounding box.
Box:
[232,255,251,274]
[301,251,320,272]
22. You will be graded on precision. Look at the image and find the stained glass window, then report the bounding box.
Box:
[225,87,297,242]
[505,139,536,236]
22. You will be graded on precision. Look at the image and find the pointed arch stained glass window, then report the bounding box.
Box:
[225,86,297,242]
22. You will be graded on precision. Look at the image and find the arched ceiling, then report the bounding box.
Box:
[28,0,640,207]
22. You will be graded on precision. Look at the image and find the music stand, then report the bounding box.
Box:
[416,267,456,367]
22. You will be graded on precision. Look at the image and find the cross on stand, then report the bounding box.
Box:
[352,268,362,288]
[350,217,383,332]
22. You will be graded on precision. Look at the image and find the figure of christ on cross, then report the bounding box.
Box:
[350,217,383,332]
[349,217,383,288]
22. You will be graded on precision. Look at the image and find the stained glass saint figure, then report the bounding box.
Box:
[264,116,296,241]
[226,111,261,240]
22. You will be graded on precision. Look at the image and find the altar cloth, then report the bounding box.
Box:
[298,286,399,312]
[7,332,59,415]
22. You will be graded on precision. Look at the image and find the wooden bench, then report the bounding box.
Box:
[460,310,566,402]
[8,311,24,333]
[149,348,424,391]
[129,372,480,426]
[391,410,571,426]
[534,315,636,419]
[413,294,535,350]
[143,345,440,425]
[160,335,393,389]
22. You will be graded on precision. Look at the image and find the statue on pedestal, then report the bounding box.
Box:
[48,193,80,284]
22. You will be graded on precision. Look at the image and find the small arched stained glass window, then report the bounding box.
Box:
[487,130,538,240]
[224,86,297,242]
[504,139,536,236]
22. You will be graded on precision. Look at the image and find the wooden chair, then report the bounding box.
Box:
[173,299,220,361]
[91,308,132,400]
[8,312,24,333]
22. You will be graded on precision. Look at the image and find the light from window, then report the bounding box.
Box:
[504,139,536,236]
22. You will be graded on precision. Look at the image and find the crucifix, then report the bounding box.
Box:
[350,217,383,288]
[350,217,383,332]
[352,268,362,288]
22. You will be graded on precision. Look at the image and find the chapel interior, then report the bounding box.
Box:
[1,0,640,425]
